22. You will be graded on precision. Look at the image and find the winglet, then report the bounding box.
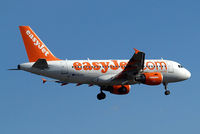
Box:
[134,48,140,54]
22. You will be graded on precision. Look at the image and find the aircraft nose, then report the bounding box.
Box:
[185,69,191,79]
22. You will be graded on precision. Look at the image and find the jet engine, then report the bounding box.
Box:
[135,72,163,85]
[108,85,130,95]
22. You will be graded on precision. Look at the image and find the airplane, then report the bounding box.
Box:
[11,26,191,100]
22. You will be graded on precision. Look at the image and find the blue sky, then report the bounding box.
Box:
[0,0,199,133]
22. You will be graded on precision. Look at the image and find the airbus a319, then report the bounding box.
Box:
[10,26,191,100]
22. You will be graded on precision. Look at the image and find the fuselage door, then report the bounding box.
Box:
[167,61,174,73]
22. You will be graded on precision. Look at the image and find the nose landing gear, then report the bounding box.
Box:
[163,83,170,95]
[165,90,170,95]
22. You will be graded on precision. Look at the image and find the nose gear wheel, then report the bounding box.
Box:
[163,83,170,96]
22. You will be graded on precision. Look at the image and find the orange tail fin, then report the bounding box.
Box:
[19,26,60,62]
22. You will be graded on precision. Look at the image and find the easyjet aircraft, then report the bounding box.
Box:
[11,26,191,100]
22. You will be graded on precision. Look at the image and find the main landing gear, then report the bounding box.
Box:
[97,91,106,100]
[163,83,170,95]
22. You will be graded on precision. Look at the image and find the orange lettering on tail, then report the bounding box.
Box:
[19,26,60,62]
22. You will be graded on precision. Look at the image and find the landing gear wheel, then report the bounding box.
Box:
[163,83,170,96]
[97,92,106,100]
[164,90,170,95]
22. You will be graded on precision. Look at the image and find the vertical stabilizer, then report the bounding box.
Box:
[19,26,60,62]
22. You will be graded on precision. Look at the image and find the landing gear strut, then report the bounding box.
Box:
[97,91,106,100]
[163,83,170,95]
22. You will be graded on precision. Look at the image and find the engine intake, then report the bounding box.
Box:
[135,72,163,85]
[108,85,130,95]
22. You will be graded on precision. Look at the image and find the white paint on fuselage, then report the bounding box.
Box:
[19,59,191,86]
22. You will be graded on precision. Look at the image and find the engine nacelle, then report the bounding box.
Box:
[135,72,163,85]
[108,85,130,95]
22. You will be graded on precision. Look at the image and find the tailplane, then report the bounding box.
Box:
[19,26,60,62]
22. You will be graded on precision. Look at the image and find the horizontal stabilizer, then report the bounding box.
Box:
[32,59,48,69]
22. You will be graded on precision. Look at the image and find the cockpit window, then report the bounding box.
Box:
[178,65,183,68]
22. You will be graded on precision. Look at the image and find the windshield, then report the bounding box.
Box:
[178,65,183,68]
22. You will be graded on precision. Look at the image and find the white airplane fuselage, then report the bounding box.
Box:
[15,26,191,100]
[19,59,191,86]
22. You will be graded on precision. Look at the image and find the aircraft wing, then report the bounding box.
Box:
[113,48,145,80]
